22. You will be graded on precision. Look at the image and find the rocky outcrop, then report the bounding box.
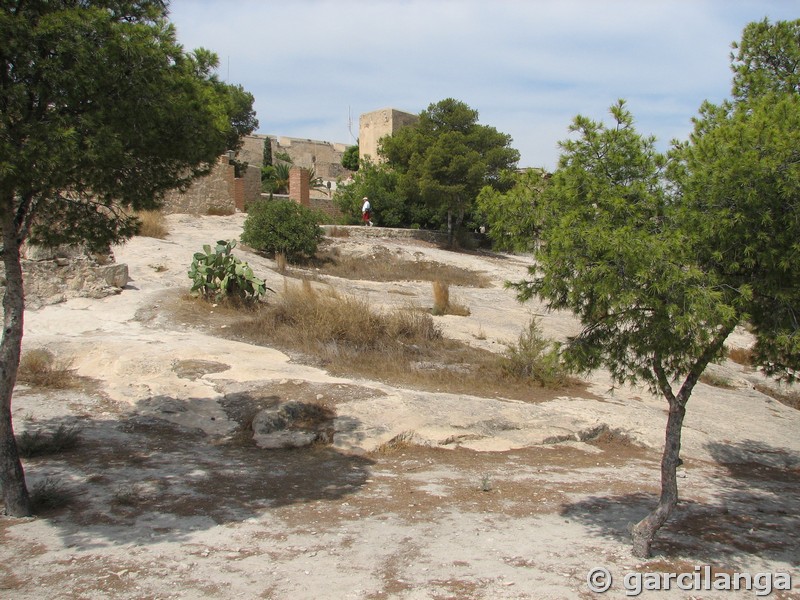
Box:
[0,244,129,310]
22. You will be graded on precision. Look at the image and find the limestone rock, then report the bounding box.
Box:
[251,400,333,449]
[0,245,129,309]
[97,263,129,289]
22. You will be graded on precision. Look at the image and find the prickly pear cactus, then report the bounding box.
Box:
[188,240,266,302]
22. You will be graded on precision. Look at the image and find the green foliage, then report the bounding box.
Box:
[1,0,258,516]
[1,2,257,251]
[261,151,326,196]
[262,162,291,194]
[241,200,323,261]
[674,100,800,381]
[333,160,410,226]
[219,83,259,153]
[501,319,567,388]
[475,169,549,252]
[507,17,800,558]
[731,18,800,102]
[379,98,520,237]
[188,240,266,303]
[342,144,360,171]
[512,100,738,393]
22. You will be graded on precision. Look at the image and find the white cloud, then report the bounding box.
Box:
[168,0,799,169]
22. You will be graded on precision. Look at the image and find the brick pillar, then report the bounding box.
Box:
[289,166,310,207]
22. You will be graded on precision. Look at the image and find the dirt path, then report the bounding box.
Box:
[2,214,798,599]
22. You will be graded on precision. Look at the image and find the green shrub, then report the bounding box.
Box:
[500,318,567,387]
[241,199,322,261]
[188,240,266,303]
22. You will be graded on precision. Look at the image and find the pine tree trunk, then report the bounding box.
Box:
[0,213,32,517]
[631,396,685,558]
[632,326,735,558]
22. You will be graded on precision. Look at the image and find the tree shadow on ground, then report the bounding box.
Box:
[9,393,374,551]
[560,439,800,563]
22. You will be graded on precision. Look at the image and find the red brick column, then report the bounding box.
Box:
[289,166,310,207]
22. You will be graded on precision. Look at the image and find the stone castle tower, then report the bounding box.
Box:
[358,108,419,164]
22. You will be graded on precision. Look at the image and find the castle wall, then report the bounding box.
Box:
[161,155,238,215]
[160,106,415,216]
[265,134,353,198]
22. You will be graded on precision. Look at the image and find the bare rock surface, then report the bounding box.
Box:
[2,213,798,599]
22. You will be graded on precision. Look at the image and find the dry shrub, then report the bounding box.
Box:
[699,371,735,389]
[111,483,147,507]
[207,205,235,216]
[135,209,168,239]
[221,281,573,399]
[249,280,436,356]
[371,431,418,455]
[311,246,491,288]
[18,348,75,388]
[727,347,753,366]
[385,306,441,342]
[431,280,471,316]
[30,477,79,512]
[446,302,471,317]
[432,280,450,315]
[17,424,82,457]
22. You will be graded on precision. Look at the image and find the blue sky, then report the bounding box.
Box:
[167,0,798,170]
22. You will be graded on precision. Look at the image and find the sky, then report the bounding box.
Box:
[166,0,799,170]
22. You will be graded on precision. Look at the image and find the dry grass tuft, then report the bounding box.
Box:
[432,280,450,315]
[236,279,439,357]
[135,209,169,239]
[30,477,79,512]
[727,347,753,366]
[371,431,419,455]
[218,281,577,400]
[431,280,470,316]
[207,206,236,216]
[111,483,147,507]
[699,371,735,389]
[308,245,491,288]
[17,423,82,457]
[18,348,76,389]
